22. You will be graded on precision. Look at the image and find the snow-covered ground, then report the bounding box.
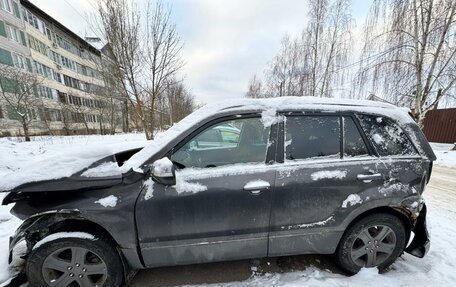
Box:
[0,135,455,286]
[430,142,456,168]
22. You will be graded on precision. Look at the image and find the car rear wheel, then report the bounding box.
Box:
[335,213,407,274]
[26,233,123,287]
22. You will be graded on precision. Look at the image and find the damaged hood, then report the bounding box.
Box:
[0,139,145,195]
[1,147,145,205]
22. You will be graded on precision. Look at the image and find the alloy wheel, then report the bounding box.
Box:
[42,246,107,287]
[350,224,397,267]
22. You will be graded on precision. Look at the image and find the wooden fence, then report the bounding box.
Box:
[423,108,456,144]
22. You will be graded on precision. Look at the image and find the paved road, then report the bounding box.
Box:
[127,165,456,287]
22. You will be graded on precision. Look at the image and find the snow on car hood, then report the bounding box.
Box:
[0,136,147,192]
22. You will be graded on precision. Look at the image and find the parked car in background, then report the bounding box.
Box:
[1,97,435,287]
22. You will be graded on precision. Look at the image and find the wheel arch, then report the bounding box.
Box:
[339,206,413,248]
[12,211,135,284]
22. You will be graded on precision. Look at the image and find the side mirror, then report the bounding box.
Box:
[151,157,176,186]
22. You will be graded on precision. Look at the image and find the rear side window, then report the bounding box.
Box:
[343,117,369,157]
[358,115,417,156]
[285,116,340,160]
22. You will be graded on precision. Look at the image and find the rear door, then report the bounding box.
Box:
[136,115,279,267]
[269,113,386,256]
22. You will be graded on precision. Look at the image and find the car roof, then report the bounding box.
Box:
[211,96,398,114]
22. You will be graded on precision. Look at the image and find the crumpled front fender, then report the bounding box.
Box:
[8,210,82,264]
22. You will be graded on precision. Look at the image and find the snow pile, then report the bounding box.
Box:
[431,142,456,168]
[243,179,270,190]
[0,134,147,192]
[0,204,21,283]
[33,232,95,250]
[342,194,363,208]
[282,216,334,230]
[261,109,283,127]
[379,182,409,196]
[152,157,174,176]
[81,161,121,177]
[371,133,384,144]
[297,215,334,229]
[311,170,347,181]
[174,177,207,194]
[143,178,154,200]
[94,195,118,207]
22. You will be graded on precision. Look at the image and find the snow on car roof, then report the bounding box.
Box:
[121,96,413,171]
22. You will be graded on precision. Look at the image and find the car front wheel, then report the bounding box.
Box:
[26,232,123,287]
[335,213,407,274]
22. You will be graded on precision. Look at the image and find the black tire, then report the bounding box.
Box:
[26,233,123,287]
[334,213,407,274]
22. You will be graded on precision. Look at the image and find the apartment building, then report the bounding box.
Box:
[0,0,122,136]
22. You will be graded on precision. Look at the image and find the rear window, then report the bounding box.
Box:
[358,115,417,156]
[343,117,369,157]
[285,116,340,160]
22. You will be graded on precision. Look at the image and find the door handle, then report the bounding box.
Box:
[357,173,382,182]
[243,181,270,195]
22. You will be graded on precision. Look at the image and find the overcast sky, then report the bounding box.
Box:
[30,0,371,104]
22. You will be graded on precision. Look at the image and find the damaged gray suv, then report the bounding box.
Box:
[2,97,434,286]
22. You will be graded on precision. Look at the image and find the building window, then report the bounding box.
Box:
[0,105,3,118]
[1,0,12,13]
[37,85,55,99]
[23,8,46,34]
[51,51,61,64]
[45,108,61,122]
[12,53,27,70]
[28,34,49,56]
[6,24,20,43]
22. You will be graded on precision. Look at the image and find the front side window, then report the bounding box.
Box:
[171,117,270,168]
[285,116,340,161]
[358,114,417,156]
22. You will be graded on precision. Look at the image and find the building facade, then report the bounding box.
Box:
[0,0,122,136]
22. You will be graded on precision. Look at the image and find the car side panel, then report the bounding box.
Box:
[136,168,276,267]
[269,158,382,255]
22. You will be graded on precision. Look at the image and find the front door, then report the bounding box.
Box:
[136,115,277,267]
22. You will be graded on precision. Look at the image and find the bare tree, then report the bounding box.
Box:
[56,93,75,136]
[97,0,146,135]
[97,0,184,139]
[304,0,352,97]
[264,35,303,97]
[357,0,456,126]
[64,91,91,135]
[262,0,352,98]
[0,65,43,141]
[165,79,196,125]
[144,1,184,139]
[245,74,265,98]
